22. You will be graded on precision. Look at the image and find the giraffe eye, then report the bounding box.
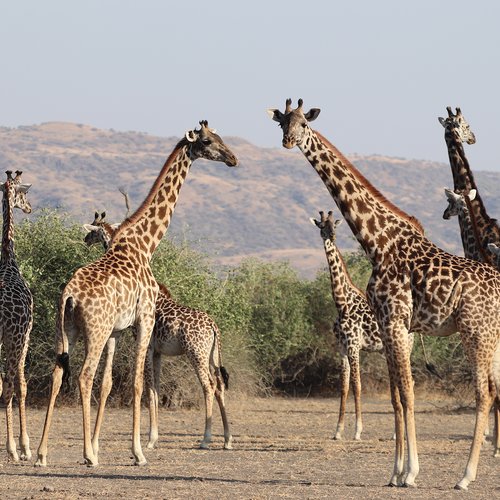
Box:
[301,122,307,128]
[202,138,212,146]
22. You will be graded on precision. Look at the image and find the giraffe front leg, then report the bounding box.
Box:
[131,315,155,466]
[335,354,350,440]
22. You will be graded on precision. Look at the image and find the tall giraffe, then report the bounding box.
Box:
[268,99,500,490]
[35,121,237,467]
[438,107,500,266]
[311,210,385,440]
[0,170,33,462]
[83,211,232,451]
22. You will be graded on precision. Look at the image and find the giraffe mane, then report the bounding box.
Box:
[112,137,190,240]
[314,130,425,235]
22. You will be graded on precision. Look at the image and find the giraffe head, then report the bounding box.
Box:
[310,210,342,243]
[438,107,476,145]
[185,120,238,166]
[267,98,321,149]
[0,170,32,213]
[442,188,476,220]
[83,211,117,249]
[487,242,500,267]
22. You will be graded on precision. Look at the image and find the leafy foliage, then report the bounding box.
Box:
[2,209,474,407]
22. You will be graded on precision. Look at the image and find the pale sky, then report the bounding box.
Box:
[2,0,500,171]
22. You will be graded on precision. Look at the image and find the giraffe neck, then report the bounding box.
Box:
[323,238,364,313]
[444,129,500,266]
[461,196,490,262]
[110,139,192,258]
[300,130,424,266]
[1,187,16,264]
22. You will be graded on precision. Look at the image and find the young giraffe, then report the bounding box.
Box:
[438,107,500,266]
[35,121,237,467]
[0,170,33,462]
[442,188,494,266]
[268,99,500,490]
[83,210,232,451]
[311,210,385,440]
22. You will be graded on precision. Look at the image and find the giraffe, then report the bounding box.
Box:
[443,187,500,441]
[34,121,237,467]
[82,210,232,451]
[0,170,33,462]
[268,99,500,490]
[438,107,500,267]
[310,210,385,440]
[442,188,493,265]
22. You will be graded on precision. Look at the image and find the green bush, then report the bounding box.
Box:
[2,208,476,408]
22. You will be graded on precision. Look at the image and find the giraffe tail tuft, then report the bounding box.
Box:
[220,366,229,390]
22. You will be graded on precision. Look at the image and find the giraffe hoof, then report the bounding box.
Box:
[134,458,148,466]
[34,457,47,467]
[84,457,99,467]
[454,483,468,491]
[199,442,210,450]
[20,451,32,461]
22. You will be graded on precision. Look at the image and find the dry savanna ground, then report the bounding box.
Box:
[0,396,498,499]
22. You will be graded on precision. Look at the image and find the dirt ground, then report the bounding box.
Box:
[0,396,498,499]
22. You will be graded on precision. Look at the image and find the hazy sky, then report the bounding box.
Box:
[2,1,500,171]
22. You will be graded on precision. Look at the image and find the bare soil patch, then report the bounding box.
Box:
[0,397,498,499]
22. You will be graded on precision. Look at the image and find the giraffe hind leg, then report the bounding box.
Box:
[16,339,31,460]
[2,362,19,461]
[214,366,232,449]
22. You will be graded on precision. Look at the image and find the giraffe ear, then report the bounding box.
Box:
[468,189,477,201]
[110,223,120,229]
[334,219,343,228]
[438,117,447,128]
[82,224,99,234]
[487,243,500,255]
[267,109,284,123]
[0,182,5,192]
[185,129,198,142]
[309,217,320,227]
[18,183,31,193]
[444,188,456,200]
[304,108,321,122]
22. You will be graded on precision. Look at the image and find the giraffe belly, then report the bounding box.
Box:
[154,337,184,356]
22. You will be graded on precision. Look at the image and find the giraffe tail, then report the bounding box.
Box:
[56,293,74,390]
[212,323,229,390]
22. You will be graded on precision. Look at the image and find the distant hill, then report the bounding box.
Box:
[1,122,499,277]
